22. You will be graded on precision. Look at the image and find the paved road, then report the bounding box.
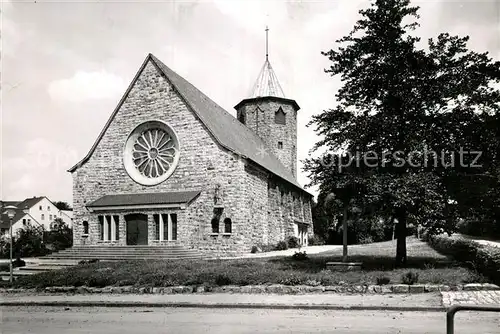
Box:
[2,306,499,333]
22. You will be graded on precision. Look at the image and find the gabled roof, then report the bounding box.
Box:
[16,196,45,211]
[0,212,38,230]
[68,54,310,195]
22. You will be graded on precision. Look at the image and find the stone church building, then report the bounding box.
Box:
[69,52,313,256]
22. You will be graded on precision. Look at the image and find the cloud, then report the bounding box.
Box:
[48,70,126,102]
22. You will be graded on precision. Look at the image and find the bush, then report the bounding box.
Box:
[250,246,259,254]
[287,236,300,249]
[12,224,49,258]
[292,251,308,261]
[376,276,391,285]
[276,241,288,251]
[427,234,500,285]
[401,271,419,285]
[308,235,325,246]
[44,218,73,251]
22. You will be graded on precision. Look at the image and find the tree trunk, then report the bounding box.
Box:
[342,206,348,262]
[395,209,407,267]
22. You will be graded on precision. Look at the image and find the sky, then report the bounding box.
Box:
[1,0,499,203]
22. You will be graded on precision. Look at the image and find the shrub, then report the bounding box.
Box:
[214,274,232,286]
[401,271,419,285]
[376,276,391,285]
[287,236,300,249]
[12,224,49,258]
[292,251,308,261]
[250,245,259,254]
[427,234,500,285]
[308,235,325,246]
[276,241,288,251]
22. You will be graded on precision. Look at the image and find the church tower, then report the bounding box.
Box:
[234,27,300,178]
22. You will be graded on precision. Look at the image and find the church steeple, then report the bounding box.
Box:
[249,26,285,98]
[235,26,300,179]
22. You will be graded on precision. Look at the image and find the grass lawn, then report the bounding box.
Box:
[11,237,488,289]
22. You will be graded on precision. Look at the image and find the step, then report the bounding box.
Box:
[0,270,44,276]
[18,265,66,272]
[43,256,203,261]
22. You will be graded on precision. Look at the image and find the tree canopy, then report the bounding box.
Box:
[305,0,500,266]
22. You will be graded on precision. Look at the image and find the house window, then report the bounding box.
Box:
[41,214,45,220]
[39,205,42,210]
[161,214,169,241]
[106,216,112,241]
[98,215,104,240]
[171,214,177,241]
[49,214,52,221]
[28,219,31,224]
[113,215,120,241]
[154,213,177,241]
[154,214,160,240]
[275,107,286,125]
[224,218,232,234]
[278,141,283,149]
[82,221,89,235]
[48,206,50,211]
[211,218,219,233]
[22,219,26,226]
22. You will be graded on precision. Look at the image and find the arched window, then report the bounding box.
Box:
[83,221,89,235]
[275,107,286,125]
[224,218,232,234]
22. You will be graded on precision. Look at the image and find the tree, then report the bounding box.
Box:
[305,0,500,266]
[54,201,72,211]
[45,218,73,251]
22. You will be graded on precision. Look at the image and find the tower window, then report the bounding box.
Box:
[275,107,286,125]
[238,112,246,124]
[278,141,283,149]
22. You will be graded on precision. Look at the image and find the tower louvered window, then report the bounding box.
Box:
[275,107,286,125]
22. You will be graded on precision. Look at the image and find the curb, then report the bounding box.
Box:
[1,283,499,295]
[0,300,446,312]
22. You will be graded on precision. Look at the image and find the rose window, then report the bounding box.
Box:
[123,121,180,185]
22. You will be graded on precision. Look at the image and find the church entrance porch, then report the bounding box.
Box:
[125,213,148,245]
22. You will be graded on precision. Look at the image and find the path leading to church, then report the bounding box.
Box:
[2,306,499,333]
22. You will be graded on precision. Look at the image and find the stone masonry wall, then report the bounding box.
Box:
[236,100,297,178]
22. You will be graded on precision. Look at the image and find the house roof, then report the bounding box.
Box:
[86,190,201,208]
[0,211,36,230]
[68,54,310,195]
[0,197,44,228]
[16,197,45,211]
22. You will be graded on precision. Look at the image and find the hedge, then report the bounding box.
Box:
[426,235,500,285]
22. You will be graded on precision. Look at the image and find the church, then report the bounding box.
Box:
[68,49,313,256]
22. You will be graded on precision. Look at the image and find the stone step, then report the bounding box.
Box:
[56,250,200,254]
[0,270,44,276]
[44,255,203,260]
[18,265,66,271]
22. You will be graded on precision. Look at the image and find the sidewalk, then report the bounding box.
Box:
[0,292,444,311]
